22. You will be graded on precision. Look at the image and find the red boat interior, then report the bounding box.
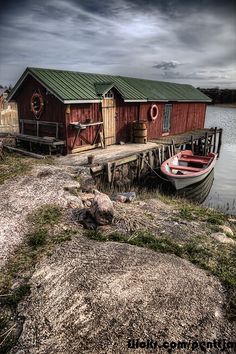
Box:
[168,153,213,174]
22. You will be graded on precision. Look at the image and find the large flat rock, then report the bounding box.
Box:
[14,237,235,354]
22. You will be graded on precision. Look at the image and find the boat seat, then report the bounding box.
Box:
[169,164,202,172]
[179,157,210,165]
[181,154,211,160]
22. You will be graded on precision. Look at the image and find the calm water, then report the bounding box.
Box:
[203,106,236,215]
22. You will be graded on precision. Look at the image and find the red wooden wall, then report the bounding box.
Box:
[15,75,66,139]
[138,102,206,137]
[66,103,102,152]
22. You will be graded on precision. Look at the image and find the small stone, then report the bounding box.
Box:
[115,192,136,203]
[219,225,234,236]
[229,218,236,224]
[211,232,235,244]
[116,195,127,203]
[64,183,80,191]
[85,200,92,207]
[81,193,95,202]
[65,195,83,209]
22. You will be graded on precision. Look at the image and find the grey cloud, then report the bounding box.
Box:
[153,61,180,70]
[0,0,235,88]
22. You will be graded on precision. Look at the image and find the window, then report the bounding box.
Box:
[104,90,114,99]
[163,104,172,132]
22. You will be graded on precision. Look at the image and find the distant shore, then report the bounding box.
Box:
[211,103,236,108]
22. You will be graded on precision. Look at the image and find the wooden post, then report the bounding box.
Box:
[148,151,153,168]
[162,145,165,162]
[106,162,112,183]
[191,135,194,153]
[153,149,158,167]
[111,162,117,188]
[209,134,213,153]
[203,132,208,156]
[217,128,223,156]
[168,145,171,158]
[158,147,162,165]
[213,126,217,153]
[171,139,176,155]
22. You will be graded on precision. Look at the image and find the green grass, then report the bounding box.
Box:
[28,205,62,227]
[178,203,226,225]
[0,316,8,331]
[52,230,77,244]
[179,205,194,220]
[0,152,55,185]
[0,154,32,184]
[27,229,48,249]
[0,283,31,309]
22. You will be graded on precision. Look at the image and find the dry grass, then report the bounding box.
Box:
[0,152,55,184]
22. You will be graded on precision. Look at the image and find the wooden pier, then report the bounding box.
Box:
[58,127,222,191]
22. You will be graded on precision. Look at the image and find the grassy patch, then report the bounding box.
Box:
[27,229,48,249]
[0,154,32,184]
[0,152,55,185]
[178,203,226,226]
[52,230,77,244]
[0,316,8,331]
[179,205,194,220]
[0,283,31,309]
[28,205,62,227]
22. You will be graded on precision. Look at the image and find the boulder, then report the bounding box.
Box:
[90,192,114,225]
[211,232,235,244]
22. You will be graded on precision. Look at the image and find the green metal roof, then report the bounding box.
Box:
[94,82,114,96]
[9,67,211,103]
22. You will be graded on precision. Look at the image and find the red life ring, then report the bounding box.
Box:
[31,92,44,116]
[150,104,158,121]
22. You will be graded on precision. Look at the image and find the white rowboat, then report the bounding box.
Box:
[161,150,217,190]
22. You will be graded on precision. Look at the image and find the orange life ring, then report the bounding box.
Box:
[31,92,44,116]
[150,104,158,121]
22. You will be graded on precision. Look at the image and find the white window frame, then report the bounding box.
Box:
[103,90,114,99]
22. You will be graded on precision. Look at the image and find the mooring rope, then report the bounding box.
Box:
[137,153,170,182]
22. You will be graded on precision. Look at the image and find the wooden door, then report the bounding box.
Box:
[102,95,116,145]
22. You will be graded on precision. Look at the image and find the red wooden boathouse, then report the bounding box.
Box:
[8,67,211,154]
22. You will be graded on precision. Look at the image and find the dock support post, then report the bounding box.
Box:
[191,135,194,153]
[203,132,208,155]
[157,148,161,165]
[217,128,223,156]
[171,139,176,155]
[162,145,165,163]
[213,126,217,153]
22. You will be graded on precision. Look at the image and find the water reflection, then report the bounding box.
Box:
[142,169,214,205]
[204,106,236,215]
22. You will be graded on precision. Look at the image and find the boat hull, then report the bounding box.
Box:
[166,167,214,190]
[161,150,217,190]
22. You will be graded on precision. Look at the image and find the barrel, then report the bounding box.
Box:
[133,121,147,144]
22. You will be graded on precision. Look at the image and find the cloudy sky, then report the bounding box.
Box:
[0,0,235,88]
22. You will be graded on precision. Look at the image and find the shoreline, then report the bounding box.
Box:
[210,103,236,108]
